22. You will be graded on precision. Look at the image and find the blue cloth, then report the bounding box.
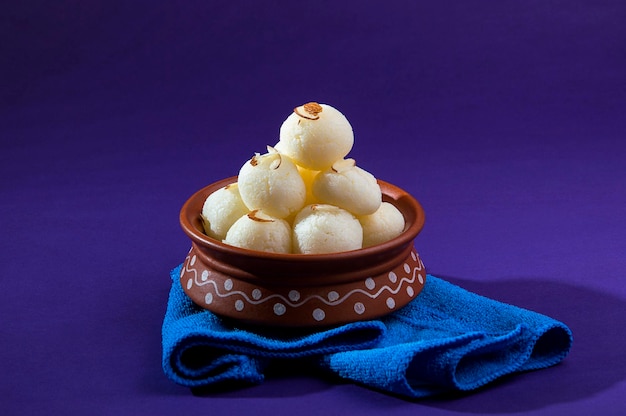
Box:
[162,264,572,398]
[320,275,573,398]
[162,264,386,388]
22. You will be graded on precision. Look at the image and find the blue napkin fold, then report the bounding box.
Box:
[162,264,386,388]
[162,264,572,398]
[319,275,573,398]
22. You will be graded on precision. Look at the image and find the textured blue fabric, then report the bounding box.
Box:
[162,264,386,388]
[320,275,573,398]
[162,265,572,396]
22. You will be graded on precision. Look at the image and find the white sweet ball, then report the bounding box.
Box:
[292,204,363,254]
[223,210,292,253]
[238,149,306,219]
[201,183,249,240]
[359,202,406,247]
[278,102,354,171]
[312,159,382,216]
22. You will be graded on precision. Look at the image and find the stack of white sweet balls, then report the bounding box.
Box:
[200,102,406,254]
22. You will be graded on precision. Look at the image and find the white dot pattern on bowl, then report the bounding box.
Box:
[182,248,426,324]
[312,308,326,321]
[354,302,366,314]
[274,303,286,315]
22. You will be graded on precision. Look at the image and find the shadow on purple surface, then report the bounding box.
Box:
[416,276,626,413]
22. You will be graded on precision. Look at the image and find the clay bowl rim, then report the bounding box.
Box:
[179,175,426,266]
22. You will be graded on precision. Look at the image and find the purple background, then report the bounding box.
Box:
[2,1,625,415]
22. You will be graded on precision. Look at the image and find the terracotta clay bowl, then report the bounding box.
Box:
[179,176,426,327]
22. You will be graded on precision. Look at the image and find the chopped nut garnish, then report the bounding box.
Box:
[331,158,356,173]
[303,102,323,115]
[294,102,323,120]
[269,153,282,170]
[247,209,274,222]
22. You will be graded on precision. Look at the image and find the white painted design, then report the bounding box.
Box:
[273,303,286,315]
[403,263,411,274]
[235,300,244,311]
[182,248,425,317]
[354,302,365,314]
[188,271,419,309]
[183,253,198,281]
[312,308,326,321]
[415,255,424,271]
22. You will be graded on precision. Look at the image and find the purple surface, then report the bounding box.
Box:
[2,1,625,415]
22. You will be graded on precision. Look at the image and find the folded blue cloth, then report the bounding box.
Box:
[320,275,573,398]
[162,264,572,398]
[162,264,386,388]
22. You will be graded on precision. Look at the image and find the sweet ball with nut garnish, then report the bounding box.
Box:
[237,146,306,220]
[223,209,292,254]
[312,158,382,216]
[276,102,354,171]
